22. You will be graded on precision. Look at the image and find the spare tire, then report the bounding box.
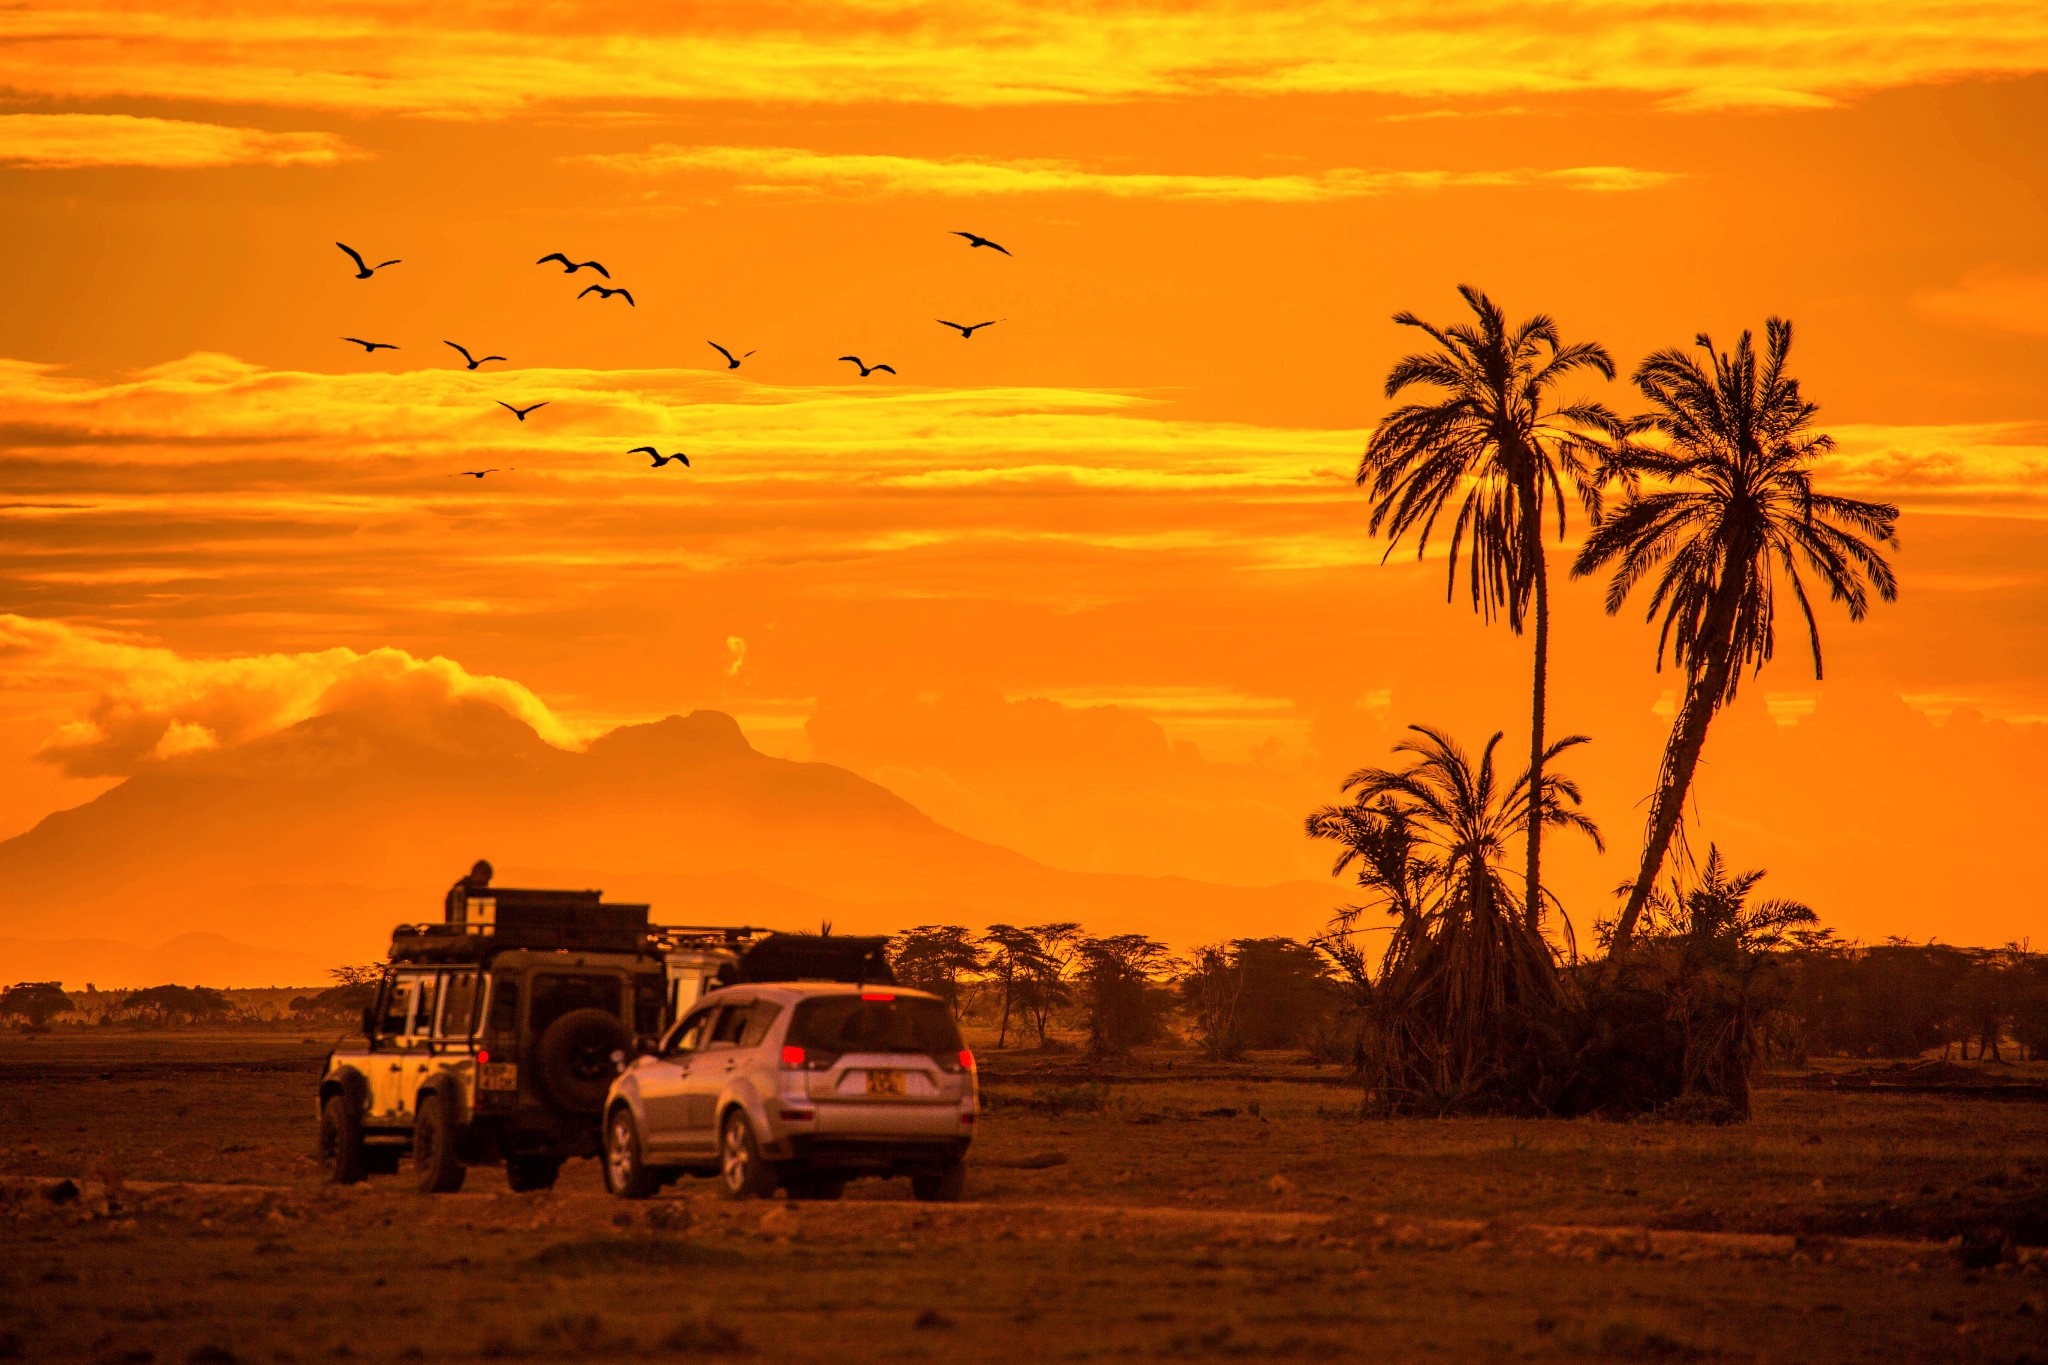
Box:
[533,1008,631,1113]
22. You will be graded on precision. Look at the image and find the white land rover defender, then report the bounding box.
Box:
[316,882,759,1193]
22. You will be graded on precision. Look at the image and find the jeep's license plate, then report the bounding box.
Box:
[478,1062,519,1092]
[865,1069,905,1098]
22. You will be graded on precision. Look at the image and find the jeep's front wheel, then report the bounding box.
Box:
[603,1107,661,1200]
[318,1094,367,1185]
[412,1092,467,1194]
[717,1110,776,1200]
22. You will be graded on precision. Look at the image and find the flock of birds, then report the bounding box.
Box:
[331,231,1015,481]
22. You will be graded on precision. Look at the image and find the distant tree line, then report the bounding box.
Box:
[0,979,352,1030]
[1776,940,2048,1062]
[888,924,1341,1059]
[883,918,2048,1070]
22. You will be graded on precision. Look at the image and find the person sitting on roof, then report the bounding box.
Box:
[444,859,494,923]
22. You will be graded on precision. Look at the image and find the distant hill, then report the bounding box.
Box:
[0,697,1335,986]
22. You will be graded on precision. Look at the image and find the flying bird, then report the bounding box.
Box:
[536,253,610,277]
[342,337,398,352]
[936,319,1001,338]
[838,356,896,377]
[443,341,506,370]
[707,341,755,369]
[578,285,635,306]
[629,447,690,468]
[495,401,549,421]
[453,468,509,479]
[336,242,401,278]
[951,232,1011,256]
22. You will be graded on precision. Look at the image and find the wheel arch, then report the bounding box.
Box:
[321,1067,368,1111]
[415,1074,472,1130]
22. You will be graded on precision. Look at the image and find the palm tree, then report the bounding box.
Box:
[1573,319,1899,953]
[1635,845,1820,952]
[1312,724,1602,1110]
[1633,846,1819,1117]
[1358,286,1616,932]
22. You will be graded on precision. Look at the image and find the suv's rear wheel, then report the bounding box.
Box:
[911,1162,966,1203]
[603,1107,662,1200]
[717,1111,777,1200]
[505,1156,562,1192]
[318,1094,367,1185]
[412,1092,467,1194]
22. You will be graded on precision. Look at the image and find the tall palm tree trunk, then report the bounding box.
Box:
[1526,536,1549,933]
[1612,547,1751,951]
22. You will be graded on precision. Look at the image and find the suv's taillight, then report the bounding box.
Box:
[780,1045,805,1069]
[959,1049,976,1072]
[781,1045,839,1071]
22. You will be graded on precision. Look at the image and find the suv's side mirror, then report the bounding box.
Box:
[360,1006,377,1040]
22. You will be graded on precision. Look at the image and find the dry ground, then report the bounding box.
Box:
[2,1029,2045,1363]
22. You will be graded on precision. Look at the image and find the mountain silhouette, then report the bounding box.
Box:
[0,699,1331,985]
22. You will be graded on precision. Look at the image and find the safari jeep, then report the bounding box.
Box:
[317,887,674,1193]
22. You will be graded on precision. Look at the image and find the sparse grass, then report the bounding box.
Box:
[0,1032,2043,1362]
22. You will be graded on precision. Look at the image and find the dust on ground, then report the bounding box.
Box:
[2,1031,2044,1362]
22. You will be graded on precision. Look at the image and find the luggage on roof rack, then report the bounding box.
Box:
[734,933,895,986]
[392,887,653,959]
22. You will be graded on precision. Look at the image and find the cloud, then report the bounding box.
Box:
[1821,422,2048,513]
[581,145,1679,200]
[2,2,2044,115]
[0,614,580,775]
[1914,270,2048,338]
[0,114,363,169]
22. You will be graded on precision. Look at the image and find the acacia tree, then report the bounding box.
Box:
[1019,922,1083,1045]
[1358,286,1616,931]
[978,923,1059,1047]
[1077,934,1179,1055]
[889,926,985,1010]
[1574,319,1899,951]
[0,981,74,1030]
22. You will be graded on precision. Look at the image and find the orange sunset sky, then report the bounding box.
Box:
[3,2,2047,963]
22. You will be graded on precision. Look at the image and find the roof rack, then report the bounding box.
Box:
[392,886,654,959]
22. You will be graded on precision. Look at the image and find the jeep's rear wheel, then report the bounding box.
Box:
[603,1107,661,1199]
[533,1008,632,1114]
[412,1092,467,1194]
[318,1094,367,1185]
[505,1156,562,1192]
[717,1111,776,1200]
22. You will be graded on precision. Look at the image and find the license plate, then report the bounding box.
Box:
[865,1069,906,1098]
[478,1062,519,1092]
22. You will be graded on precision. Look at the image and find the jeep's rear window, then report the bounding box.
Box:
[532,973,621,1035]
[787,995,961,1055]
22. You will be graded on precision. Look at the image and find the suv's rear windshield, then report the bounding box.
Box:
[788,995,962,1055]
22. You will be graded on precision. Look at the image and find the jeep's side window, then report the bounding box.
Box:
[663,1009,714,1056]
[438,971,480,1038]
[737,1003,782,1049]
[377,974,412,1037]
[406,972,440,1039]
[486,976,519,1037]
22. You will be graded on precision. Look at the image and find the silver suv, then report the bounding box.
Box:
[602,982,976,1202]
